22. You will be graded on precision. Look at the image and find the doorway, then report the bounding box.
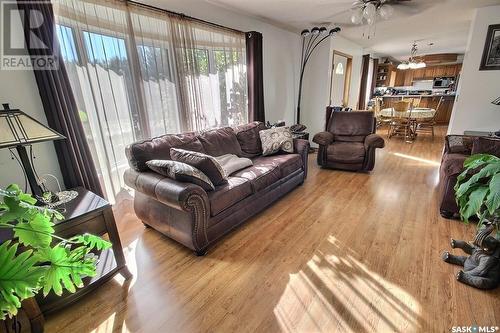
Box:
[329,51,353,107]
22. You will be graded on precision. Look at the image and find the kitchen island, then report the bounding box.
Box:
[379,94,456,124]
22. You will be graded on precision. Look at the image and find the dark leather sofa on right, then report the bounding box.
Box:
[438,135,500,218]
[123,122,309,255]
[313,109,385,172]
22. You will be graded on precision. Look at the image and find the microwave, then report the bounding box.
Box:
[433,76,455,89]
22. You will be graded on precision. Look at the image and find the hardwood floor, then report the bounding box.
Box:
[45,126,500,333]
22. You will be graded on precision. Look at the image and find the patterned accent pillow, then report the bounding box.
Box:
[259,127,294,156]
[146,159,215,191]
[170,148,227,185]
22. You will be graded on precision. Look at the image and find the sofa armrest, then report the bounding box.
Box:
[124,168,209,211]
[294,138,310,178]
[365,134,385,149]
[313,132,334,146]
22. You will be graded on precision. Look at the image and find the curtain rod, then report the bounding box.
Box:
[126,0,245,35]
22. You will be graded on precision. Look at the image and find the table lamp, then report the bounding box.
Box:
[0,103,65,202]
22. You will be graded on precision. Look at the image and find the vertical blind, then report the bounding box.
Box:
[52,0,248,201]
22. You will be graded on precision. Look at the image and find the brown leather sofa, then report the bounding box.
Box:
[313,109,384,171]
[439,135,500,218]
[124,122,309,255]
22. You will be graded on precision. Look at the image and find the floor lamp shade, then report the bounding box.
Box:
[0,103,65,198]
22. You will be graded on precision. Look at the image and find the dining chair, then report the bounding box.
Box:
[374,97,392,129]
[415,96,443,138]
[388,100,414,141]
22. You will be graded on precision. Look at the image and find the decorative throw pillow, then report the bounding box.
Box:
[146,159,215,191]
[259,127,294,156]
[233,121,267,157]
[170,148,227,185]
[197,127,243,157]
[215,154,253,176]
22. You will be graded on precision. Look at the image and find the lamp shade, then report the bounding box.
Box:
[0,104,65,149]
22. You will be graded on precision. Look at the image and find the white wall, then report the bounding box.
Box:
[301,35,364,143]
[0,0,301,191]
[0,13,63,192]
[448,5,500,134]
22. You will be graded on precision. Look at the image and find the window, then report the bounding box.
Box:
[53,0,247,202]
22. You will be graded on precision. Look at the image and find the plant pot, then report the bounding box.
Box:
[0,299,44,333]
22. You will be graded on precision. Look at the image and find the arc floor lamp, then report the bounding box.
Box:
[296,26,341,124]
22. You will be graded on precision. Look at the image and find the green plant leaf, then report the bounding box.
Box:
[0,241,45,320]
[69,234,112,251]
[13,211,54,248]
[456,161,500,198]
[485,173,500,215]
[36,246,97,296]
[459,186,489,222]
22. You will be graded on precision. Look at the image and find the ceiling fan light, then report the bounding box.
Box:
[409,62,419,69]
[301,29,310,36]
[319,27,327,33]
[363,3,376,19]
[366,16,376,26]
[379,4,394,20]
[397,63,409,70]
[350,9,363,24]
[311,27,320,35]
[417,62,427,68]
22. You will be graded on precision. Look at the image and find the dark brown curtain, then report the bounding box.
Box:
[358,54,370,110]
[246,31,265,122]
[17,0,103,197]
[370,58,378,101]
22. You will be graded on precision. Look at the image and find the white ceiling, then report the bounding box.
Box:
[205,0,500,60]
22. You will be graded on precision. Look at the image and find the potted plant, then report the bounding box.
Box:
[455,153,499,230]
[441,153,500,290]
[0,184,111,329]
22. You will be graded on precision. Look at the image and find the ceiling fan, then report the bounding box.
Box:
[320,0,427,28]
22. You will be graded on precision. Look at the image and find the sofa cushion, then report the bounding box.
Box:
[233,121,267,157]
[471,137,500,157]
[327,142,365,164]
[198,127,243,157]
[146,160,214,191]
[170,148,227,186]
[208,177,253,216]
[215,154,253,176]
[126,132,205,172]
[255,154,302,177]
[232,158,281,192]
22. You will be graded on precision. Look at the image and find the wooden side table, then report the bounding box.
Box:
[36,187,132,314]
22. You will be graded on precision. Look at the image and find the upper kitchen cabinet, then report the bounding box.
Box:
[376,64,396,87]
[412,68,426,80]
[424,67,435,78]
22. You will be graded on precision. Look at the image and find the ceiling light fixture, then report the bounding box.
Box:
[397,42,426,70]
[350,0,394,38]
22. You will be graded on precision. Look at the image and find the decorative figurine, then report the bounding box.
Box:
[442,224,500,290]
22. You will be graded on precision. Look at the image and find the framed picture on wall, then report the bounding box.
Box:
[479,24,500,70]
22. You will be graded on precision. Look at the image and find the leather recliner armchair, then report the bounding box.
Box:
[313,109,384,172]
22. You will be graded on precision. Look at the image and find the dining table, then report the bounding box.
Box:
[380,107,436,119]
[380,107,436,142]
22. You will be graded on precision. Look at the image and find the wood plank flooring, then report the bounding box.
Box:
[45,126,500,333]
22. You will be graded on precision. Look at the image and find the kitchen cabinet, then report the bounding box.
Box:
[395,70,405,86]
[424,67,435,78]
[433,66,446,76]
[412,68,425,80]
[376,64,396,87]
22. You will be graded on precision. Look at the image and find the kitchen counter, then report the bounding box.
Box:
[380,94,456,98]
